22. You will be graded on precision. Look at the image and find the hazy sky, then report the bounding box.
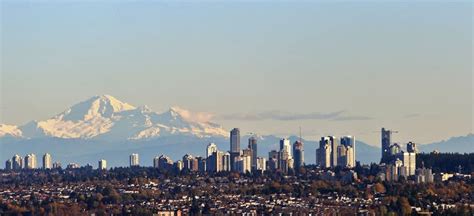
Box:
[1,1,472,146]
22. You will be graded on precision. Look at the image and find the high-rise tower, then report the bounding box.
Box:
[293,140,304,170]
[43,153,52,169]
[206,143,218,158]
[317,137,332,168]
[279,138,292,158]
[329,136,338,167]
[381,128,393,163]
[230,128,241,153]
[12,155,22,170]
[248,136,258,170]
[341,136,356,168]
[229,128,241,171]
[98,159,107,170]
[24,154,37,169]
[130,153,139,167]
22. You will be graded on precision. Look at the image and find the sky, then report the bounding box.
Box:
[1,1,472,146]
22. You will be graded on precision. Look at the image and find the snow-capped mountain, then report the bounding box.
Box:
[2,95,227,140]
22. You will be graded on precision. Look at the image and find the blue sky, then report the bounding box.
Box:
[1,1,472,145]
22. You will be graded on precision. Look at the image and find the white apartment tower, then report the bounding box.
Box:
[279,138,292,159]
[24,154,37,169]
[43,153,52,169]
[98,159,107,170]
[235,155,251,173]
[130,153,140,167]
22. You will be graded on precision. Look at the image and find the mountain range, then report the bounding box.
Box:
[0,95,472,167]
[1,95,227,140]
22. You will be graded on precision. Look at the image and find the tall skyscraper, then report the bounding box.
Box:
[341,136,356,168]
[317,137,332,168]
[98,159,107,170]
[242,149,253,170]
[175,160,184,171]
[230,128,241,153]
[279,138,292,173]
[196,156,206,172]
[183,154,194,170]
[207,151,225,172]
[293,140,304,170]
[43,153,52,169]
[230,128,241,171]
[248,136,258,170]
[24,154,37,169]
[206,143,218,158]
[337,145,348,167]
[401,152,416,175]
[222,152,231,171]
[153,156,160,168]
[279,151,289,173]
[279,138,292,158]
[12,154,22,170]
[5,159,12,171]
[129,153,139,167]
[191,158,199,171]
[329,136,338,167]
[381,128,393,163]
[346,146,355,168]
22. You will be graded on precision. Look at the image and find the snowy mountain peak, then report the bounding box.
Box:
[2,95,227,140]
[59,95,136,121]
[95,95,136,111]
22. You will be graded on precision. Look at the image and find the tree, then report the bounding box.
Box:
[374,183,386,194]
[397,197,412,215]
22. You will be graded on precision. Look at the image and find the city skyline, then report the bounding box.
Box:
[3,127,416,170]
[1,1,472,147]
[0,1,472,215]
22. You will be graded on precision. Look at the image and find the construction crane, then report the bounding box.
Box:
[372,130,399,133]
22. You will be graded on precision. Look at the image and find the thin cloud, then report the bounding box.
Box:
[170,106,214,122]
[219,110,372,122]
[404,113,421,118]
[332,116,373,121]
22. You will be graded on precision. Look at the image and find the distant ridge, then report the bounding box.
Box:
[419,134,474,153]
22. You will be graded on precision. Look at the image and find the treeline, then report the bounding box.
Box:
[417,152,474,173]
